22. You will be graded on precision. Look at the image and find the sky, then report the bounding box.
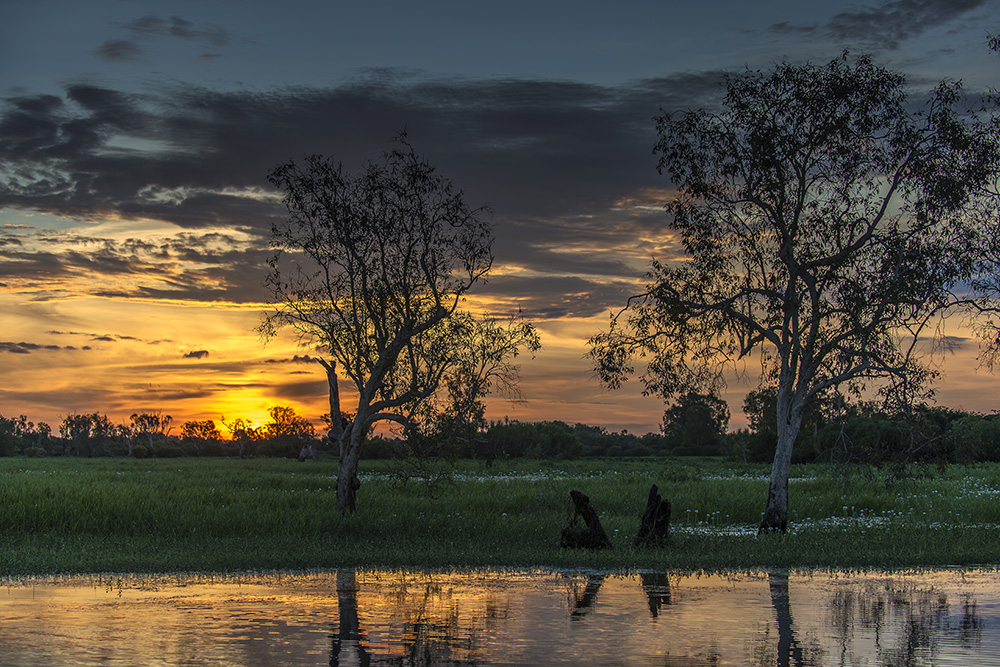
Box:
[1,0,999,435]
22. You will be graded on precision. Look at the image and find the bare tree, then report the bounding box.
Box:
[590,54,1000,532]
[262,133,538,513]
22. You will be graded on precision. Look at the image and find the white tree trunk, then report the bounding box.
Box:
[760,381,803,533]
[336,430,362,513]
[336,405,367,514]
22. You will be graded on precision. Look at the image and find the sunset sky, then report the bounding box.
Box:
[2,0,999,435]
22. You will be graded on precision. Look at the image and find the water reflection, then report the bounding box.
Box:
[0,569,997,666]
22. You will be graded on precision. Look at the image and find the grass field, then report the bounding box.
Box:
[2,456,999,575]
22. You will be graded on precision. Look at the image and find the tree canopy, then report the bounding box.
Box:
[263,133,538,512]
[590,54,1000,532]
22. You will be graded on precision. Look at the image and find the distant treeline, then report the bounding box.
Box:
[2,392,999,466]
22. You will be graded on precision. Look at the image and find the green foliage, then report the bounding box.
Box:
[0,416,18,457]
[153,445,185,458]
[661,391,730,455]
[181,419,222,442]
[946,414,1000,463]
[0,414,53,456]
[59,413,113,457]
[738,396,1000,468]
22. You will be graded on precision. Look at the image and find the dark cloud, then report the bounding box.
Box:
[775,0,987,50]
[95,40,144,63]
[264,355,321,364]
[0,71,715,227]
[46,330,163,344]
[183,350,209,359]
[123,15,230,48]
[0,71,722,309]
[768,22,819,36]
[0,341,69,353]
[272,379,328,401]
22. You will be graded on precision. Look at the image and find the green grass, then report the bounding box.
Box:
[2,457,999,575]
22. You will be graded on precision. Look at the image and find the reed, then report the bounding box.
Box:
[1,457,998,575]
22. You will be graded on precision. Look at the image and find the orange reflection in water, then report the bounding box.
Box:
[0,569,998,666]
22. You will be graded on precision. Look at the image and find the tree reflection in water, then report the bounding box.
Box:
[331,569,508,666]
[826,578,982,666]
[328,569,991,667]
[767,571,809,667]
[331,569,370,666]
[570,575,605,619]
[640,572,672,618]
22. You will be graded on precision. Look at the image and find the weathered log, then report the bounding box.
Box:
[634,484,671,546]
[560,490,613,549]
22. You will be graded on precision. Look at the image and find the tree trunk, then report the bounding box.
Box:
[634,484,671,546]
[560,490,613,549]
[336,421,363,513]
[760,388,803,534]
[319,358,343,444]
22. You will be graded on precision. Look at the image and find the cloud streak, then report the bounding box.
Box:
[0,71,720,315]
[769,0,986,50]
[95,14,232,64]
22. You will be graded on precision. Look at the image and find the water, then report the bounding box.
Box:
[1,568,998,666]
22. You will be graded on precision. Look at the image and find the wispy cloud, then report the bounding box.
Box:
[769,0,986,50]
[95,15,232,64]
[95,40,143,63]
[123,15,230,47]
[0,341,80,354]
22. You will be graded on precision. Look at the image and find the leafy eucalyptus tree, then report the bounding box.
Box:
[263,134,538,513]
[590,54,1000,532]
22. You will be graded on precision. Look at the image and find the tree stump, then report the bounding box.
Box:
[560,490,613,549]
[634,484,671,546]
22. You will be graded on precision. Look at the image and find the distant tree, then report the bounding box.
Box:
[0,415,19,456]
[129,411,173,450]
[221,417,261,458]
[59,413,112,457]
[0,414,53,455]
[181,419,222,441]
[262,133,538,512]
[661,392,730,455]
[261,406,315,439]
[260,405,317,459]
[181,419,222,456]
[590,54,1000,532]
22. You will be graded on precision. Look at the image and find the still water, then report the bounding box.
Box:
[1,568,997,666]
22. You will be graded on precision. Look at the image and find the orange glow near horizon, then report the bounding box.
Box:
[2,207,999,437]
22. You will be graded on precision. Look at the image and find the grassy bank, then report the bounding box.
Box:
[1,457,999,575]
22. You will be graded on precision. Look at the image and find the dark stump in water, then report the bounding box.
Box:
[634,484,671,547]
[560,490,613,549]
